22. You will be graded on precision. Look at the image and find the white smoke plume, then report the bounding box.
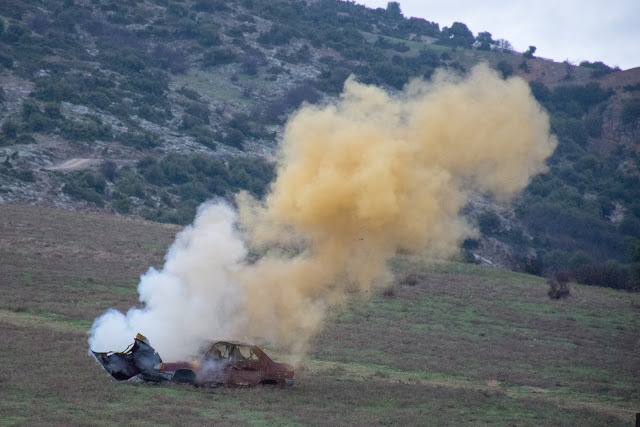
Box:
[89,202,249,361]
[89,64,556,361]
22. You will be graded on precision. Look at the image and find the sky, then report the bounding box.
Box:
[356,0,640,70]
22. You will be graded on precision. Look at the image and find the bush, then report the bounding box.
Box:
[115,169,146,198]
[196,24,222,47]
[223,128,244,150]
[2,120,18,139]
[62,169,107,206]
[229,157,275,197]
[496,60,513,79]
[478,211,501,235]
[15,134,36,145]
[177,86,201,101]
[0,162,35,181]
[186,125,217,149]
[153,44,189,74]
[0,51,13,69]
[399,273,422,286]
[579,61,615,78]
[257,24,296,46]
[112,197,131,214]
[551,83,614,117]
[118,131,159,149]
[100,160,118,181]
[160,153,193,185]
[184,103,211,125]
[315,65,351,94]
[60,118,112,142]
[621,99,640,125]
[547,275,570,299]
[137,104,172,125]
[193,0,229,13]
[575,260,630,290]
[98,48,148,74]
[529,81,551,103]
[517,256,544,276]
[202,47,236,67]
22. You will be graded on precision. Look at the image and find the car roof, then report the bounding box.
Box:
[204,340,256,348]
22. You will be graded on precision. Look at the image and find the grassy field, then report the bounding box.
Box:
[0,204,638,426]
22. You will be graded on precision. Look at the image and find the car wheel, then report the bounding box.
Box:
[172,369,196,385]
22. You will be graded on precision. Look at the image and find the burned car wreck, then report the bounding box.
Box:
[92,334,295,387]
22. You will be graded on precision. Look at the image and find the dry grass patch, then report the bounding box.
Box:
[0,205,637,425]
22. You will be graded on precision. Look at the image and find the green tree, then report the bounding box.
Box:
[478,211,501,235]
[496,60,513,79]
[2,120,18,139]
[385,2,403,20]
[475,31,493,51]
[441,22,474,48]
[523,46,536,59]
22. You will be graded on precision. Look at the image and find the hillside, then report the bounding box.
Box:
[0,0,639,288]
[0,203,638,425]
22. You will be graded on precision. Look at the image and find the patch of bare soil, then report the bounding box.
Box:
[46,158,101,171]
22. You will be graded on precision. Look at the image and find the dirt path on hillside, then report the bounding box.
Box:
[46,158,100,171]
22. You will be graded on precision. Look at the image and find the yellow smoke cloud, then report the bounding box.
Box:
[236,64,557,350]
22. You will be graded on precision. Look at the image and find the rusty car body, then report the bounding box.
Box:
[92,334,294,387]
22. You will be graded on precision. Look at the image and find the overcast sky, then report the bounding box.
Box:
[356,0,640,70]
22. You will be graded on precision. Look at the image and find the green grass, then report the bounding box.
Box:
[360,31,451,56]
[172,69,249,108]
[0,204,638,425]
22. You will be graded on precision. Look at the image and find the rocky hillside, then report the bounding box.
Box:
[0,0,639,287]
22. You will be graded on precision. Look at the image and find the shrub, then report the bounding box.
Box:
[223,128,244,150]
[62,169,107,206]
[196,23,222,47]
[241,55,259,75]
[257,24,296,46]
[517,256,544,276]
[0,164,35,182]
[153,44,188,74]
[137,104,172,125]
[118,131,159,149]
[575,260,630,290]
[60,118,112,142]
[202,47,236,67]
[184,103,211,125]
[551,83,614,117]
[399,273,421,286]
[477,211,501,235]
[15,134,36,145]
[621,99,640,125]
[229,157,275,197]
[100,160,118,181]
[177,86,201,101]
[496,60,513,79]
[547,275,570,299]
[0,51,13,69]
[160,153,193,185]
[98,48,148,73]
[315,65,351,94]
[112,197,131,214]
[187,125,217,149]
[529,81,551,103]
[115,169,146,198]
[579,61,615,78]
[2,120,18,139]
[193,0,229,13]
[461,238,479,250]
[284,83,321,109]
